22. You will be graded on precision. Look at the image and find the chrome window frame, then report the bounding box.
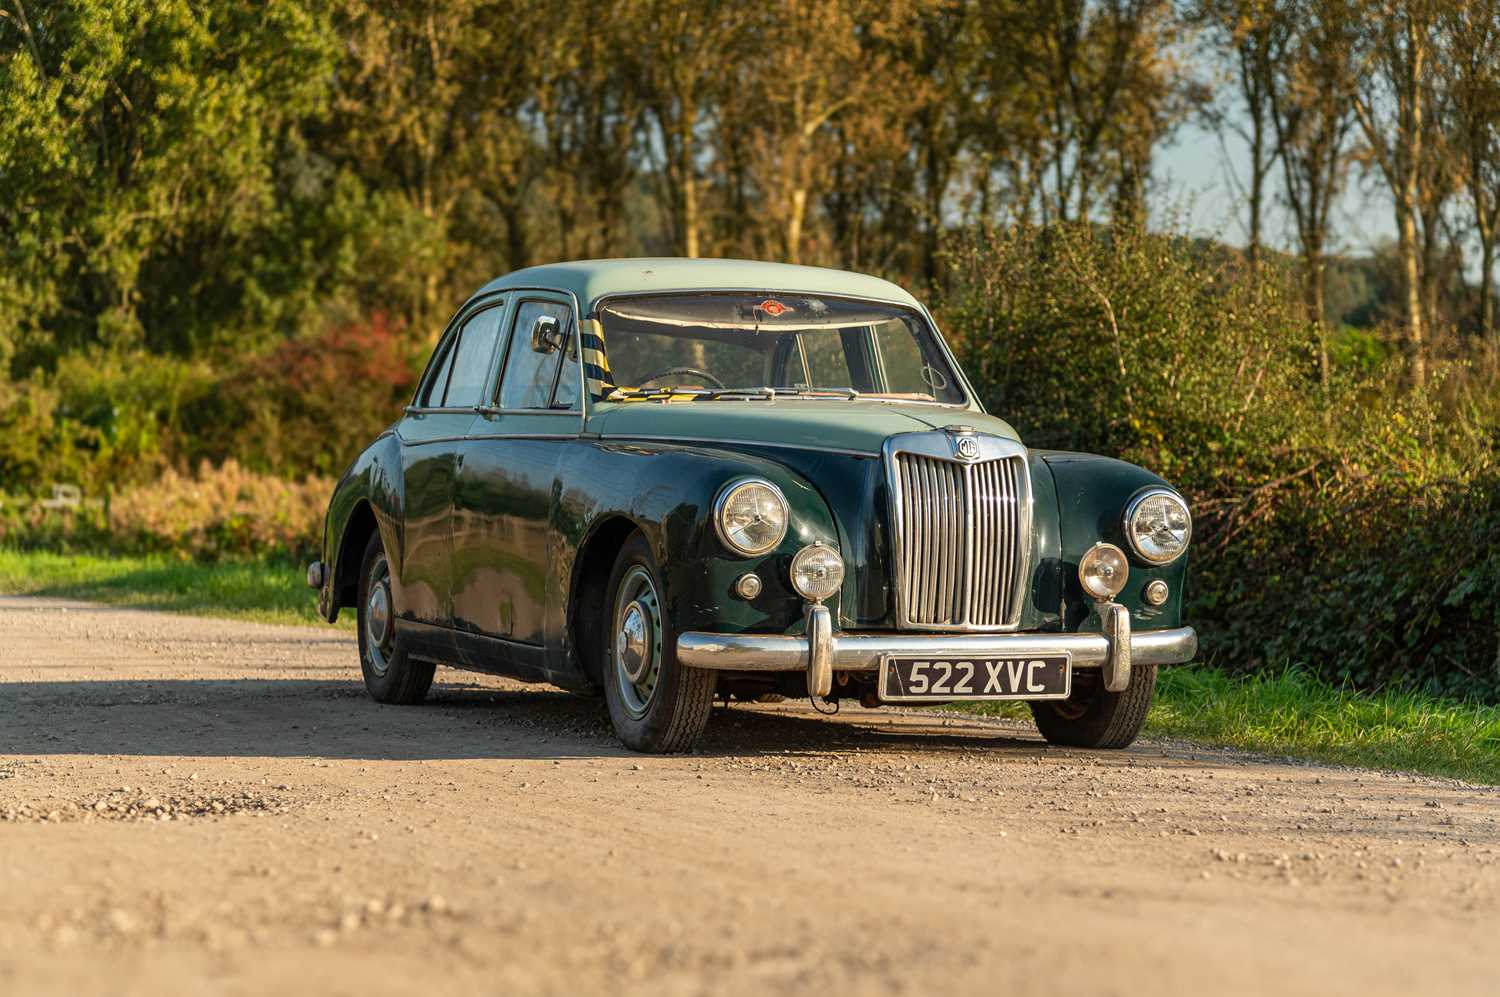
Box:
[882,430,1033,632]
[405,285,587,436]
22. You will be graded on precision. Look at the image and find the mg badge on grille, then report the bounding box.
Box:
[953,435,980,461]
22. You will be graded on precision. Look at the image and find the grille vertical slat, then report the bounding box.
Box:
[892,450,1026,629]
[945,461,962,621]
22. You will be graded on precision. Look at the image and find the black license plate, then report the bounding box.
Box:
[879,655,1071,702]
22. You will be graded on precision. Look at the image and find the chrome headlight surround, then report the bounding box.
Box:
[713,477,789,557]
[1123,488,1192,566]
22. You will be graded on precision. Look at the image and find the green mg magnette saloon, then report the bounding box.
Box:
[308,259,1197,752]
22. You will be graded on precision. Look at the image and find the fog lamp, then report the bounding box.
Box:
[1079,543,1129,602]
[790,543,844,603]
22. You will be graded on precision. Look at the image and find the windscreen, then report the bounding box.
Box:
[596,292,965,404]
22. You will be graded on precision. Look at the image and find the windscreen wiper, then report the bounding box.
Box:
[769,387,862,399]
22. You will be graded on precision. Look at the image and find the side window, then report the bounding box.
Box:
[498,300,572,409]
[417,333,458,407]
[443,306,505,408]
[552,342,581,410]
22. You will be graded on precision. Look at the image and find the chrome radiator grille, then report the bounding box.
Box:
[888,441,1029,630]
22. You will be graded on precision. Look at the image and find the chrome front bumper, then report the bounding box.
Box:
[676,603,1198,698]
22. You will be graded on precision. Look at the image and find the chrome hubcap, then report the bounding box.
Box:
[364,555,394,678]
[612,566,663,720]
[617,601,652,684]
[367,585,390,646]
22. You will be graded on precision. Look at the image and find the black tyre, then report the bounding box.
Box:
[601,533,715,753]
[1029,664,1156,749]
[357,531,435,705]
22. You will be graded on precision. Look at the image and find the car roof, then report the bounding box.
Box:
[475,258,923,313]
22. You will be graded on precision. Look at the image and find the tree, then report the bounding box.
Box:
[729,0,930,266]
[1191,0,1291,275]
[975,0,1188,225]
[0,0,336,361]
[1350,0,1442,388]
[629,0,752,258]
[1439,5,1500,344]
[529,1,646,261]
[324,0,542,332]
[1267,0,1359,387]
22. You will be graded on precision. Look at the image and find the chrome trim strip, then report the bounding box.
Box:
[883,431,1032,632]
[602,434,879,459]
[465,433,580,442]
[675,625,1198,673]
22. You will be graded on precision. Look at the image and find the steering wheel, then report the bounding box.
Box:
[637,366,726,389]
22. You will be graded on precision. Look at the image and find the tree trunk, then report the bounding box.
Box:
[786,187,806,264]
[682,171,700,258]
[1248,104,1265,277]
[1306,247,1331,388]
[1480,236,1496,344]
[1397,202,1427,389]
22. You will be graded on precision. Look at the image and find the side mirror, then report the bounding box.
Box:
[530,315,567,354]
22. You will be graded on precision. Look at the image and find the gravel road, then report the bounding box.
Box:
[2,594,1498,996]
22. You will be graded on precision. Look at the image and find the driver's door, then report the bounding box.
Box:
[451,293,582,655]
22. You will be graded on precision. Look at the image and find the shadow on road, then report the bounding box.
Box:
[0,676,1066,762]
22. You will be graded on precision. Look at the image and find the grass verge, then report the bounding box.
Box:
[0,549,334,627]
[962,666,1500,784]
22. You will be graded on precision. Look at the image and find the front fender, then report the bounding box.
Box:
[1040,451,1190,630]
[319,431,405,622]
[557,441,840,638]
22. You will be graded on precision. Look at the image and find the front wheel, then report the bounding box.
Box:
[1029,665,1156,749]
[357,531,435,705]
[601,533,715,752]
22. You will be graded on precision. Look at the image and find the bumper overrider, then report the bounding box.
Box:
[676,603,1198,699]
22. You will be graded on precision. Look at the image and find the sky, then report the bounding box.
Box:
[1152,116,1402,258]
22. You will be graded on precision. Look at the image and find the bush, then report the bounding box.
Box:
[1,461,331,563]
[0,350,211,495]
[191,311,419,477]
[939,222,1319,488]
[939,221,1500,700]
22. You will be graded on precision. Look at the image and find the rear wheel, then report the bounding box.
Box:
[1030,665,1156,749]
[602,533,715,752]
[357,532,435,705]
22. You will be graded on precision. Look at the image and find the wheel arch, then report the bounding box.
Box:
[567,514,647,686]
[333,500,380,614]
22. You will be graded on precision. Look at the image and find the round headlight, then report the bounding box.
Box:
[790,543,844,603]
[1079,542,1129,601]
[1124,489,1192,565]
[714,478,789,556]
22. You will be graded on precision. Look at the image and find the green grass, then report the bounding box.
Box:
[963,666,1500,784]
[0,549,336,627]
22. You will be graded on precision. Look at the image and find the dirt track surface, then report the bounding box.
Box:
[3,595,1499,996]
